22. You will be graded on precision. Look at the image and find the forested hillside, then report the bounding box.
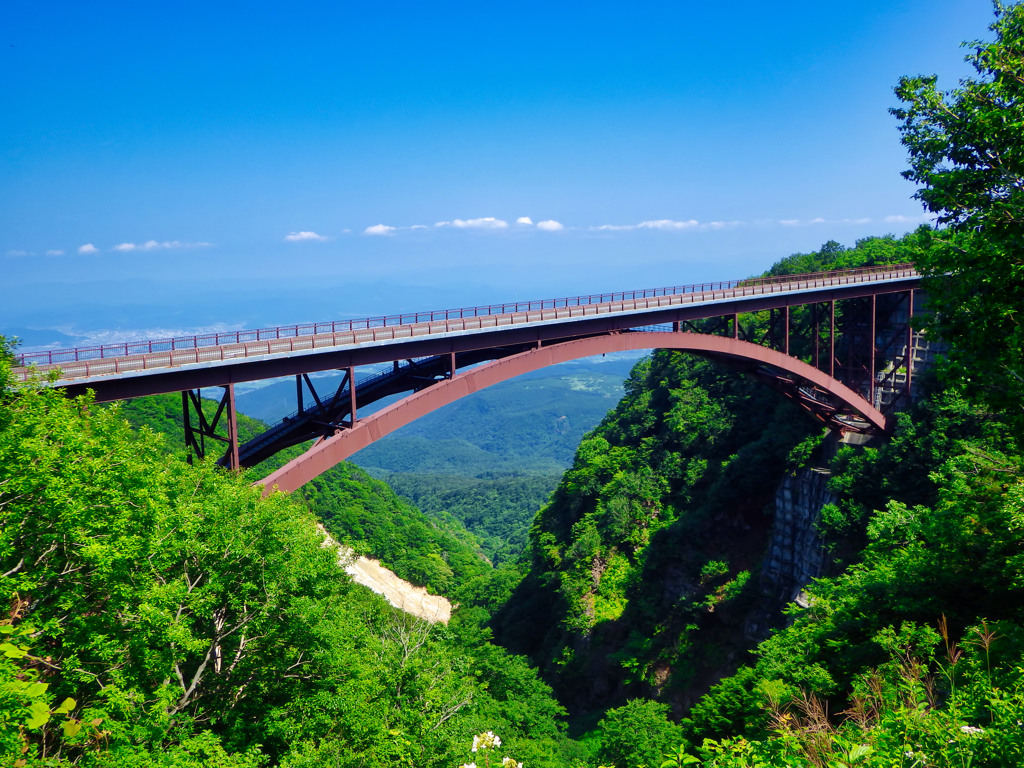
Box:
[491,228,935,721]
[490,7,1024,766]
[0,349,592,767]
[357,359,637,564]
[117,392,490,598]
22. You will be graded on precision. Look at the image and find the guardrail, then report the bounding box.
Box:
[13,263,918,382]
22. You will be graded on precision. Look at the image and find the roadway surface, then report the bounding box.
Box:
[12,264,920,402]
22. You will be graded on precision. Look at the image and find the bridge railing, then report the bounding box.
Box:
[14,262,917,368]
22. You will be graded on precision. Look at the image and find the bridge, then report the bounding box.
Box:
[13,263,922,494]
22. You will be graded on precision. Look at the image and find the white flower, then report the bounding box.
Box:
[460,763,477,768]
[961,725,985,736]
[472,731,501,751]
[502,758,523,768]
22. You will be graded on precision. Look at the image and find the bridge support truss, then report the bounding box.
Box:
[37,266,920,487]
[207,285,923,488]
[736,288,918,414]
[256,329,903,494]
[183,384,240,470]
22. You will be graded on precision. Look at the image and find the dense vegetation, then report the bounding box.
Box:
[570,7,1024,766]
[491,227,945,714]
[4,5,1024,766]
[117,393,491,598]
[0,354,594,767]
[493,350,817,710]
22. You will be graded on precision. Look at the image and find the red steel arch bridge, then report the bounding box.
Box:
[13,263,922,494]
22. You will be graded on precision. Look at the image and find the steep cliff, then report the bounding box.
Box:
[492,350,823,716]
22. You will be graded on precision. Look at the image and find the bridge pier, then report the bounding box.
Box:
[183,384,240,470]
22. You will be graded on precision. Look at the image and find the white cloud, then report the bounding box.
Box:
[114,240,214,252]
[364,224,396,235]
[46,249,65,256]
[592,219,701,231]
[410,224,429,230]
[436,217,508,229]
[78,243,98,254]
[589,216,898,233]
[6,249,29,257]
[284,231,328,242]
[637,219,699,230]
[884,214,929,224]
[516,216,534,225]
[536,219,564,231]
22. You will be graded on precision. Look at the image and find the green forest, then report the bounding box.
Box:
[3,5,1024,766]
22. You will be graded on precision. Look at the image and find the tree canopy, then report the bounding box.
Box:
[892,1,1024,423]
[0,345,585,767]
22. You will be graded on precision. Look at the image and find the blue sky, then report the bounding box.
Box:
[1,1,988,348]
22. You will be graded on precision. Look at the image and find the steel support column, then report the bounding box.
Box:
[225,384,240,471]
[870,294,877,408]
[830,300,835,378]
[784,305,790,357]
[348,366,357,427]
[182,390,196,463]
[906,289,914,401]
[812,303,819,370]
[182,384,240,469]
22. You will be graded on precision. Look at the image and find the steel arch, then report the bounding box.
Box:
[257,332,887,495]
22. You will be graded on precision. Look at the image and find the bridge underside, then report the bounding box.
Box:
[256,332,890,495]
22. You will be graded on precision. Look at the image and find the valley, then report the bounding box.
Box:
[5,2,1022,766]
[7,227,1024,768]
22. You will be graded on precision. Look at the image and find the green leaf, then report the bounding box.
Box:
[53,697,76,715]
[0,641,27,659]
[847,744,873,761]
[25,700,51,729]
[62,719,82,739]
[23,681,48,698]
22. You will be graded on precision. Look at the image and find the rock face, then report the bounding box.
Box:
[317,524,452,623]
[760,467,833,604]
[743,465,833,641]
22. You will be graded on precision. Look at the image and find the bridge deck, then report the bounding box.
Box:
[12,264,920,400]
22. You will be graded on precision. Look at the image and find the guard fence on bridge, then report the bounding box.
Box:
[10,263,925,490]
[15,262,918,371]
[12,263,919,387]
